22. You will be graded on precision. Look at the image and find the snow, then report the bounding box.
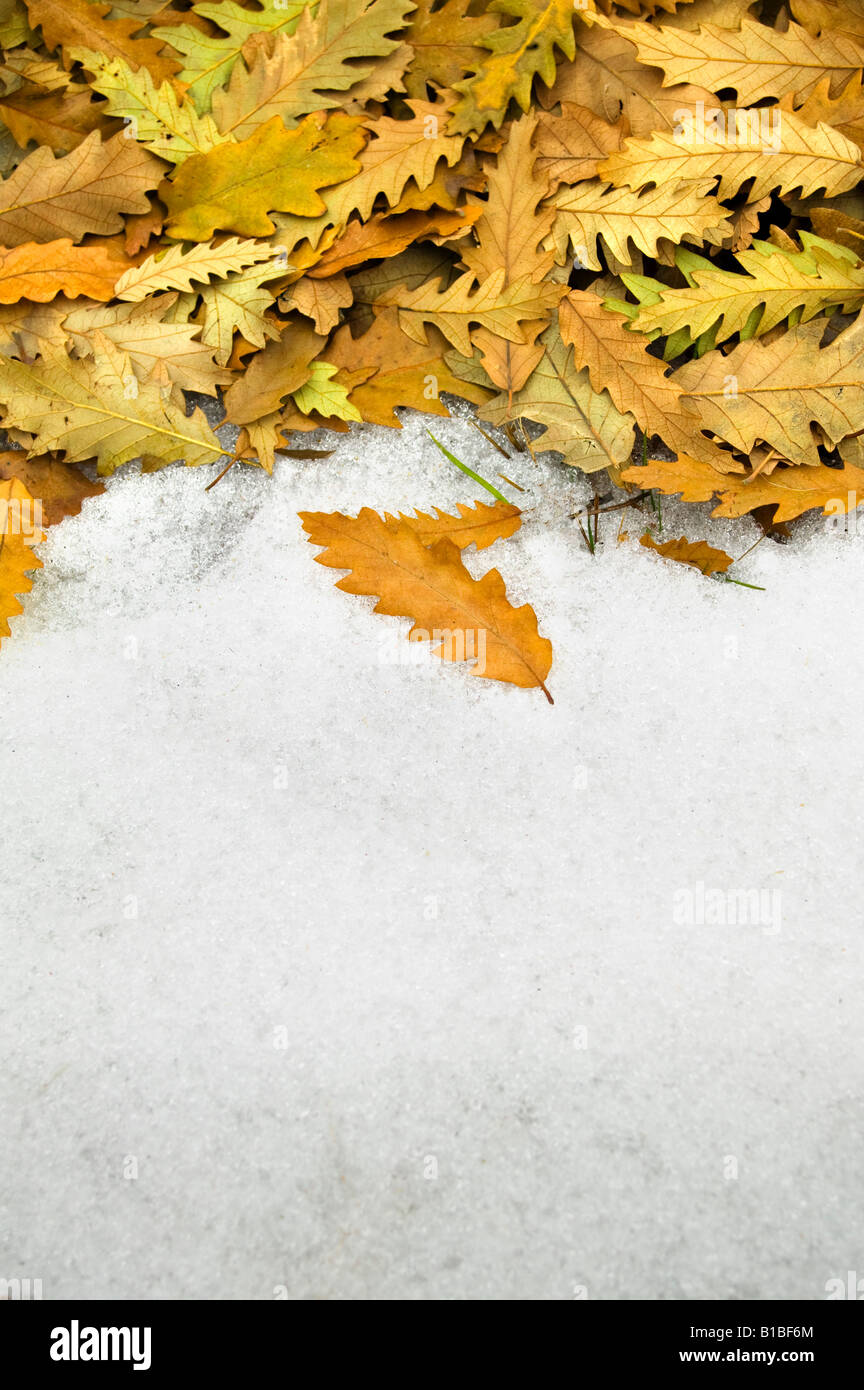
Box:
[1,407,862,1301]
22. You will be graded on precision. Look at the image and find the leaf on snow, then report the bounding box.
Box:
[639,530,734,576]
[299,505,553,697]
[0,474,44,642]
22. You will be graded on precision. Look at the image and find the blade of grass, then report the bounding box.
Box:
[426,430,512,504]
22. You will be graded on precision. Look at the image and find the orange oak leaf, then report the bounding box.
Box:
[639,532,734,575]
[0,450,104,526]
[299,507,553,698]
[382,500,522,550]
[0,239,134,303]
[623,456,864,524]
[0,476,45,643]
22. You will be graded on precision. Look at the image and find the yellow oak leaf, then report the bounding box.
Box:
[0,475,44,643]
[162,112,366,240]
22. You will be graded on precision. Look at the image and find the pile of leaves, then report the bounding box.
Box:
[1,0,864,698]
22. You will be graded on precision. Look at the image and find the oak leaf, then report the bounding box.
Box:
[534,101,628,189]
[211,0,416,138]
[631,235,864,344]
[476,319,635,471]
[622,455,864,523]
[639,531,734,576]
[162,112,366,239]
[597,111,864,203]
[0,238,134,303]
[547,178,731,271]
[279,273,353,332]
[0,129,164,245]
[299,506,553,698]
[0,475,44,643]
[376,266,562,354]
[0,86,110,152]
[450,0,591,134]
[620,16,864,105]
[223,321,326,424]
[403,0,499,98]
[0,448,103,525]
[672,311,864,465]
[292,360,362,420]
[559,290,730,466]
[114,236,281,299]
[324,307,491,425]
[75,52,226,164]
[23,0,180,81]
[543,21,715,139]
[61,297,233,395]
[383,499,522,550]
[0,334,225,474]
[153,0,309,113]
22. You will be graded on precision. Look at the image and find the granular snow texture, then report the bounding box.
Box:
[1,409,861,1300]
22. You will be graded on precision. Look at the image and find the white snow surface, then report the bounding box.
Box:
[1,406,862,1301]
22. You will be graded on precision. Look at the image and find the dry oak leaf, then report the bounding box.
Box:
[597,112,864,204]
[308,206,481,278]
[23,0,180,81]
[462,113,554,287]
[672,311,864,466]
[324,307,491,426]
[280,273,353,332]
[790,0,864,40]
[196,263,284,365]
[809,205,864,254]
[477,319,635,472]
[622,455,864,523]
[0,86,112,153]
[114,236,281,300]
[266,97,467,257]
[61,297,233,396]
[639,531,734,576]
[0,238,134,303]
[534,101,628,189]
[0,448,103,526]
[211,0,416,138]
[630,236,864,344]
[223,321,327,425]
[558,290,732,467]
[0,130,164,246]
[542,21,715,139]
[0,334,225,475]
[151,0,310,113]
[793,75,864,155]
[547,178,731,271]
[162,112,366,240]
[74,51,226,164]
[617,16,864,105]
[450,0,593,134]
[462,112,555,394]
[0,475,44,643]
[402,0,499,98]
[384,500,522,550]
[376,267,562,354]
[299,506,553,699]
